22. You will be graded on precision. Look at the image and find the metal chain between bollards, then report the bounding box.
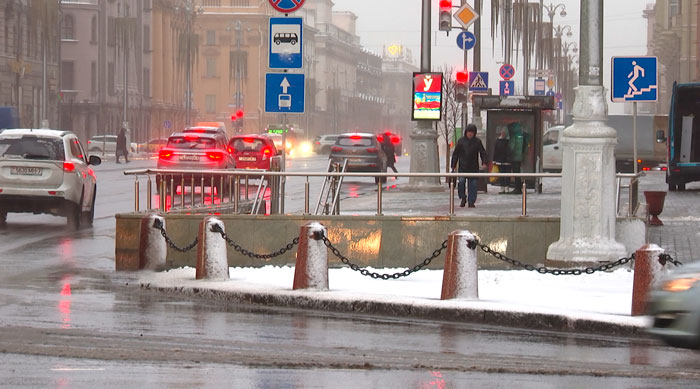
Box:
[320,231,448,280]
[210,224,299,260]
[658,253,683,267]
[152,219,198,253]
[474,239,636,275]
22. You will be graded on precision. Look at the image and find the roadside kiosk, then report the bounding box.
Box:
[471,95,556,193]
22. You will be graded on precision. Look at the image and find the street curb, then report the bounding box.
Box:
[138,283,648,337]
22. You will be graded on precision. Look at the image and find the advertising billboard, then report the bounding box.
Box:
[412,72,443,121]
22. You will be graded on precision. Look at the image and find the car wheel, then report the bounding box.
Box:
[679,183,686,191]
[669,183,677,191]
[82,186,96,226]
[0,210,6,227]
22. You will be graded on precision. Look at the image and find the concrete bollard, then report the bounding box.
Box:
[632,244,666,316]
[139,214,167,271]
[441,230,479,300]
[195,217,230,280]
[293,222,328,291]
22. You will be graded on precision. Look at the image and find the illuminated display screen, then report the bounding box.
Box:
[412,72,443,121]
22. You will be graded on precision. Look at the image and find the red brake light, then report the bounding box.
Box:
[184,135,199,141]
[377,135,385,142]
[227,146,234,154]
[350,135,362,140]
[243,137,255,143]
[207,151,224,161]
[331,146,343,152]
[159,149,174,160]
[391,136,400,144]
[263,148,271,155]
[63,162,76,173]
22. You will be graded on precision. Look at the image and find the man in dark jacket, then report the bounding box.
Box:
[451,124,487,208]
[116,127,129,163]
[381,136,398,177]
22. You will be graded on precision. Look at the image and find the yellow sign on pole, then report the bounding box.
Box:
[547,78,555,88]
[454,3,479,30]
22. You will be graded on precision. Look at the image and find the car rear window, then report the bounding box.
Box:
[337,137,372,147]
[0,136,65,160]
[167,136,216,149]
[231,138,267,152]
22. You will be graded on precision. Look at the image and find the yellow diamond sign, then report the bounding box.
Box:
[454,3,479,30]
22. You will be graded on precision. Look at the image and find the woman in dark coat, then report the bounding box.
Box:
[116,127,129,163]
[382,136,398,176]
[492,127,511,192]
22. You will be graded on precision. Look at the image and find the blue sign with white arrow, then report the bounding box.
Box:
[265,73,305,113]
[269,17,303,69]
[456,31,476,51]
[611,56,658,102]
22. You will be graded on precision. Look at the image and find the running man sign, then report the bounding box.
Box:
[611,56,658,102]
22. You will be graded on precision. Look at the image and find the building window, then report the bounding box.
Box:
[62,15,75,40]
[61,61,75,90]
[205,95,216,114]
[206,58,217,77]
[143,68,150,98]
[91,15,97,43]
[91,61,97,97]
[108,62,115,95]
[107,17,116,46]
[206,30,216,45]
[143,25,150,51]
[144,0,152,11]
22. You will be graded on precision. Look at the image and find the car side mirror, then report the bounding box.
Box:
[656,130,666,144]
[88,155,102,166]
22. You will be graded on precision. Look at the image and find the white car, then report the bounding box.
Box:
[542,125,565,172]
[312,134,339,154]
[0,128,101,229]
[86,135,137,154]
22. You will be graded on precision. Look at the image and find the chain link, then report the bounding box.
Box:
[658,253,683,267]
[475,239,635,275]
[210,224,299,260]
[320,231,448,279]
[152,219,198,252]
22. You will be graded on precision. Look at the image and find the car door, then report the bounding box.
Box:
[67,136,94,210]
[542,127,563,171]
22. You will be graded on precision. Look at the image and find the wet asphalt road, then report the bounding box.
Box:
[1,156,700,388]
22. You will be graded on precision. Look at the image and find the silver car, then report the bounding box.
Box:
[0,128,101,229]
[647,260,700,349]
[329,133,387,183]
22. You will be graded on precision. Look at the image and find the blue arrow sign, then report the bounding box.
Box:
[611,56,658,102]
[499,81,514,96]
[546,90,555,97]
[456,31,476,51]
[265,73,305,113]
[269,17,303,69]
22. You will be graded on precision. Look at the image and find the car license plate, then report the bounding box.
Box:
[179,155,199,161]
[239,156,256,162]
[348,158,364,163]
[10,166,42,176]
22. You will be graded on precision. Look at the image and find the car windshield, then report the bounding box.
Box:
[0,136,65,160]
[167,136,216,149]
[231,138,266,152]
[338,137,372,147]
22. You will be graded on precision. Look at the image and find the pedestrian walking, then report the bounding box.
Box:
[381,135,398,178]
[492,127,511,193]
[116,127,129,163]
[450,124,487,208]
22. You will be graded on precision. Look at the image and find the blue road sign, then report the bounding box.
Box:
[269,0,305,13]
[163,120,171,129]
[558,101,563,110]
[546,90,555,97]
[456,31,476,51]
[499,64,515,80]
[534,78,546,96]
[269,17,303,69]
[499,80,514,96]
[469,72,488,92]
[265,73,305,113]
[611,56,658,102]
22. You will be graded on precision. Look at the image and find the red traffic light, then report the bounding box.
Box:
[440,0,452,9]
[455,70,469,84]
[235,110,244,118]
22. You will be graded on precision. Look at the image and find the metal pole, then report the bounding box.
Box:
[420,0,431,71]
[41,34,47,126]
[304,176,310,215]
[147,175,152,210]
[521,180,527,216]
[134,177,139,212]
[185,8,192,126]
[281,116,287,214]
[473,0,481,72]
[633,101,638,174]
[376,179,383,216]
[579,0,603,86]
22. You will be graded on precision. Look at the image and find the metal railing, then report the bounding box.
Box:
[616,173,643,217]
[123,169,642,217]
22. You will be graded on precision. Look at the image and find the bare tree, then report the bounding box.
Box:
[435,66,462,173]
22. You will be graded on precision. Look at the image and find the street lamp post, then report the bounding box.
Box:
[559,41,577,122]
[547,0,626,264]
[181,1,203,126]
[541,3,567,69]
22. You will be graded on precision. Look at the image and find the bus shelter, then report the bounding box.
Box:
[472,95,556,193]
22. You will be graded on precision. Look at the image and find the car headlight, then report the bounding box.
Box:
[662,274,700,292]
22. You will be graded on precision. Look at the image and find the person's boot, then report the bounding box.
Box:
[460,198,467,208]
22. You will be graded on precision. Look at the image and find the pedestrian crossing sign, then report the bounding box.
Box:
[611,56,658,102]
[469,72,489,92]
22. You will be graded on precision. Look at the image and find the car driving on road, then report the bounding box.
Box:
[312,134,339,154]
[227,134,279,171]
[87,134,137,154]
[329,132,387,183]
[0,128,101,229]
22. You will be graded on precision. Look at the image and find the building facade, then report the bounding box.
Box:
[0,0,61,128]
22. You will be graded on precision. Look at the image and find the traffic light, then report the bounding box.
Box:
[231,110,244,132]
[455,70,468,103]
[439,0,452,32]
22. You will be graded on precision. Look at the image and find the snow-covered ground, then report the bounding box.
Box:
[141,265,652,329]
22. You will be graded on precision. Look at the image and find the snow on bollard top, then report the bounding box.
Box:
[204,217,229,281]
[306,222,328,290]
[451,230,476,242]
[145,214,167,270]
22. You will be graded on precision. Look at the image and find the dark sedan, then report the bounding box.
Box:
[329,133,387,183]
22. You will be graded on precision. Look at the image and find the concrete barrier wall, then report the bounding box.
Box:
[115,213,644,271]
